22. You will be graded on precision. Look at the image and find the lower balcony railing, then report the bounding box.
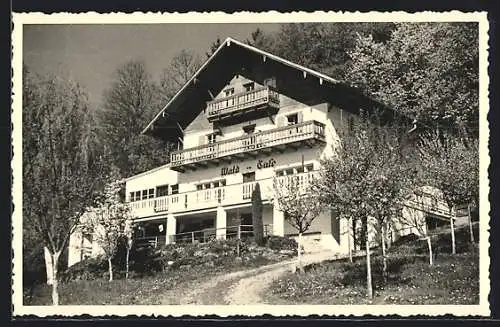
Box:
[134,224,274,248]
[170,120,326,171]
[129,172,316,218]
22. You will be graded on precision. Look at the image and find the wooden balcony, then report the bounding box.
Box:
[170,120,326,172]
[128,172,316,218]
[206,86,280,123]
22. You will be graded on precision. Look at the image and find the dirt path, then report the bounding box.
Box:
[164,250,338,305]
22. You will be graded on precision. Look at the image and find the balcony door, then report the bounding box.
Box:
[242,172,256,200]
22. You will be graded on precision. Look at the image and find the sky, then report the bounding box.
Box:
[23,23,281,107]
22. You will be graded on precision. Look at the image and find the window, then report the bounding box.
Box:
[224,88,234,97]
[243,82,255,92]
[141,190,148,200]
[264,77,276,88]
[135,191,141,201]
[243,172,256,183]
[243,124,256,134]
[287,113,299,126]
[171,184,179,194]
[275,163,315,177]
[129,192,136,202]
[207,133,217,144]
[147,188,155,199]
[195,179,226,190]
[156,185,169,197]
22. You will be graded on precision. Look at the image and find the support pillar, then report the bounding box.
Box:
[273,201,285,236]
[166,214,177,244]
[216,206,227,240]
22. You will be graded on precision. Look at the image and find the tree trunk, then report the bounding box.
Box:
[426,236,433,266]
[450,209,456,255]
[468,204,475,243]
[347,217,353,263]
[381,223,387,283]
[297,232,304,273]
[51,251,61,306]
[365,235,373,299]
[108,258,113,282]
[125,247,130,279]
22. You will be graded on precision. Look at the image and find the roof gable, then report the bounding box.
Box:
[143,37,400,142]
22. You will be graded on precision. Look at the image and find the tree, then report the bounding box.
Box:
[206,36,222,58]
[273,173,324,273]
[419,131,479,252]
[346,22,479,132]
[160,49,202,101]
[123,217,135,279]
[396,189,438,266]
[23,68,104,305]
[251,183,265,246]
[98,60,172,177]
[82,177,134,281]
[248,23,395,78]
[316,113,415,298]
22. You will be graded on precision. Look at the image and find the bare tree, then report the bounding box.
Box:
[159,49,202,101]
[22,69,105,305]
[419,131,479,253]
[273,173,324,273]
[82,178,133,282]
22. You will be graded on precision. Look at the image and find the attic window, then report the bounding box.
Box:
[224,88,235,97]
[243,124,256,134]
[244,82,255,92]
[287,113,299,125]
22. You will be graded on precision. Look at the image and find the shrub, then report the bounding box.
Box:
[60,256,123,283]
[264,235,298,252]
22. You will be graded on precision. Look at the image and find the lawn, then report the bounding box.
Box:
[265,224,480,305]
[24,237,296,305]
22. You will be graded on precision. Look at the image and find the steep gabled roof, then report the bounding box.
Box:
[143,37,401,142]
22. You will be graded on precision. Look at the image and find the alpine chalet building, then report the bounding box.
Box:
[67,37,458,266]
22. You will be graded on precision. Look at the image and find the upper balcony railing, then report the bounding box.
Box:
[170,120,326,171]
[206,86,280,122]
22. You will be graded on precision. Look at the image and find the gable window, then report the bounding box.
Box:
[287,113,299,125]
[243,82,255,92]
[224,88,234,97]
[207,133,217,144]
[243,124,256,134]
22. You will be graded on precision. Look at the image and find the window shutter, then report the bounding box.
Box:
[297,111,303,123]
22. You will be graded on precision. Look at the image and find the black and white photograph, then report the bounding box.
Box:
[11,11,490,317]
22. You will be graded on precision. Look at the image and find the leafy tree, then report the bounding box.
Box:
[81,177,133,281]
[251,183,265,246]
[23,68,104,305]
[273,173,324,273]
[98,60,172,177]
[248,23,395,78]
[346,22,479,132]
[419,131,479,252]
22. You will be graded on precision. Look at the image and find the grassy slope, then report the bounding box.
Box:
[266,224,480,305]
[25,246,288,305]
